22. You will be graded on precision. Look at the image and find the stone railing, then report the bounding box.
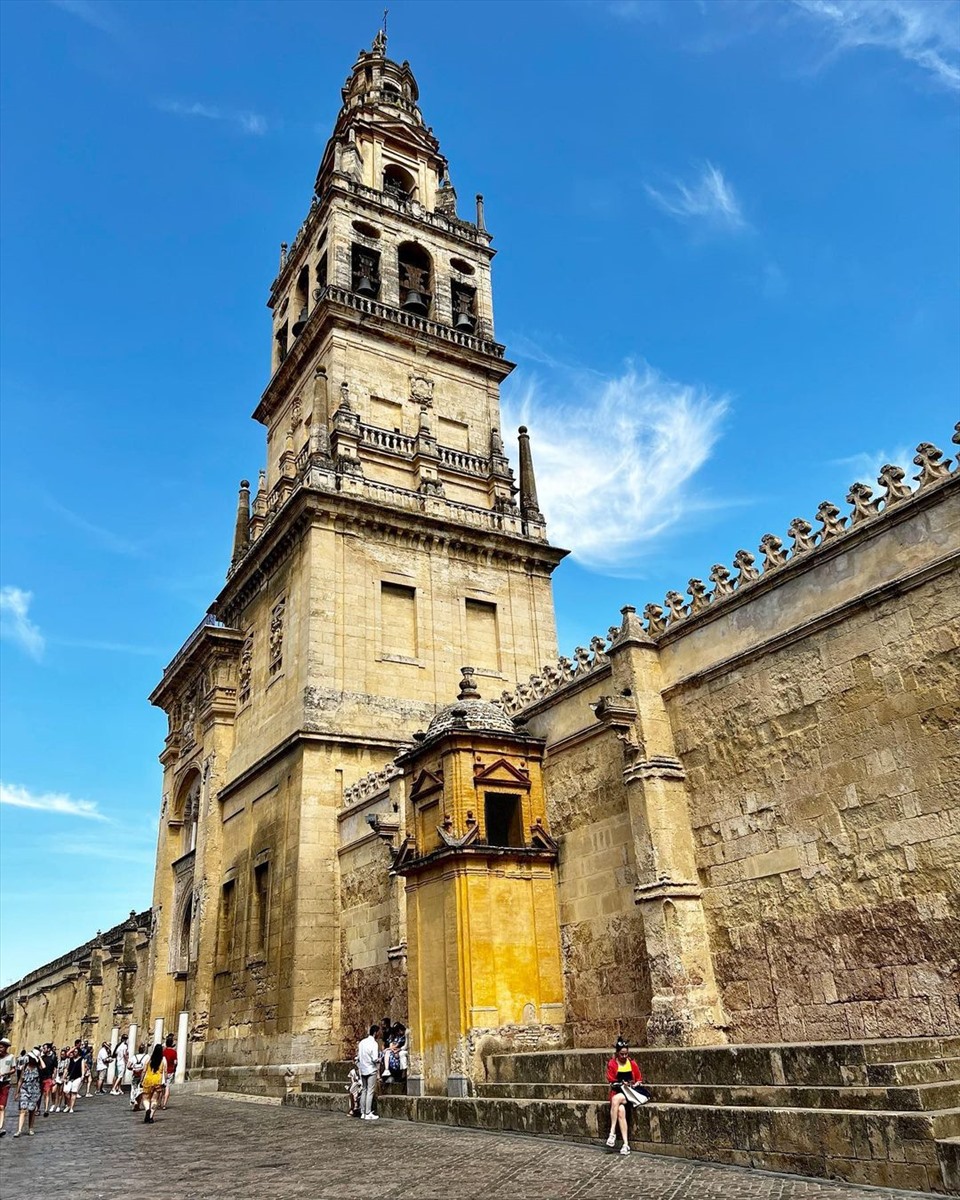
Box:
[361,423,416,456]
[322,286,505,359]
[642,433,958,636]
[343,761,402,807]
[161,612,224,677]
[495,633,614,716]
[334,179,486,245]
[437,445,489,476]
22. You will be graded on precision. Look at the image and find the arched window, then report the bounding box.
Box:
[172,770,201,857]
[177,904,192,971]
[383,163,416,203]
[397,242,432,316]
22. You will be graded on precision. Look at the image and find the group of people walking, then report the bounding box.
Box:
[0,1032,178,1138]
[349,1018,408,1120]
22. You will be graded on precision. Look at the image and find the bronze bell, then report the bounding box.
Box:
[453,311,475,333]
[355,274,378,298]
[402,290,429,316]
[291,307,308,337]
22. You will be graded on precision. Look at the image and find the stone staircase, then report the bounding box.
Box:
[287,1037,960,1193]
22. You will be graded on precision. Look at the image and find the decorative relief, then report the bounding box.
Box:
[640,437,953,635]
[409,373,434,407]
[238,632,253,706]
[269,597,285,677]
[496,631,615,716]
[343,760,403,807]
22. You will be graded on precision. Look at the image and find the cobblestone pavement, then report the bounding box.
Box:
[0,1092,937,1199]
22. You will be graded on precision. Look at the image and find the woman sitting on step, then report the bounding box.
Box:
[605,1039,645,1156]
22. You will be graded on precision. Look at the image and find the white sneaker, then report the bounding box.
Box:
[620,1144,630,1155]
[368,1113,380,1120]
[605,1133,616,1147]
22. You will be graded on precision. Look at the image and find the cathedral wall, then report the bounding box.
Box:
[660,483,960,1044]
[525,677,653,1049]
[337,786,407,1057]
[1,915,153,1054]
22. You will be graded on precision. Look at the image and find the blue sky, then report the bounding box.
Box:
[1,0,957,985]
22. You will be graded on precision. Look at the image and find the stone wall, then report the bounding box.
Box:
[0,911,153,1053]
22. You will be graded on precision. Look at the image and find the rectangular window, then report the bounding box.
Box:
[381,582,417,660]
[217,880,236,968]
[253,862,270,954]
[484,792,523,848]
[465,598,499,673]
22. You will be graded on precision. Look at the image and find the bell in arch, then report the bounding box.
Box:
[402,289,429,316]
[291,307,309,337]
[355,273,378,298]
[453,310,475,333]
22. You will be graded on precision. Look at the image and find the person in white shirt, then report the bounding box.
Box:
[0,1037,15,1137]
[95,1042,111,1093]
[356,1025,381,1120]
[110,1038,129,1095]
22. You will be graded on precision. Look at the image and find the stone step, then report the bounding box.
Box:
[284,1090,958,1193]
[474,1079,960,1113]
[867,1057,960,1087]
[937,1137,960,1193]
[486,1037,958,1089]
[314,1060,354,1083]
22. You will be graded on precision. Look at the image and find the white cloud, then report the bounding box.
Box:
[645,162,747,231]
[832,444,912,487]
[0,587,44,660]
[42,495,144,557]
[156,99,268,136]
[502,362,728,571]
[792,0,960,90]
[51,0,117,36]
[0,782,107,821]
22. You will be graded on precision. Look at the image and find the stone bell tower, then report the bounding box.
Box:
[147,31,567,1074]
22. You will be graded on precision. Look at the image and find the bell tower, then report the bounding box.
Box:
[148,31,567,1073]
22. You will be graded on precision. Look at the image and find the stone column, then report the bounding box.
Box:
[106,1025,120,1086]
[175,1010,189,1083]
[125,1024,138,1086]
[600,607,728,1046]
[153,1016,164,1047]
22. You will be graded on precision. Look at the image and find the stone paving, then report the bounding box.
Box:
[0,1091,938,1199]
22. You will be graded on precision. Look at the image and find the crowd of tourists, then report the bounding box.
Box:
[0,1032,178,1138]
[348,1018,409,1119]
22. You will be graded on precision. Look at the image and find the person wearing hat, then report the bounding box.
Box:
[0,1037,15,1136]
[14,1049,42,1137]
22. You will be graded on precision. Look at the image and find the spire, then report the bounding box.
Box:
[458,666,481,701]
[517,426,543,523]
[230,479,251,569]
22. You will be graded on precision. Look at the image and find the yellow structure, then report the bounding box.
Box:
[394,667,564,1095]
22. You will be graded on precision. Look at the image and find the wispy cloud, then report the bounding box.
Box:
[502,361,728,571]
[51,0,117,36]
[832,444,912,487]
[156,99,269,136]
[792,0,960,91]
[0,587,44,660]
[645,162,747,231]
[50,637,162,656]
[42,495,144,557]
[0,782,107,821]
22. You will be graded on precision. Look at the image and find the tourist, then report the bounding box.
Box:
[95,1040,111,1092]
[38,1043,58,1116]
[129,1043,148,1110]
[346,1060,362,1118]
[605,1040,644,1155]
[381,1021,407,1086]
[13,1049,41,1137]
[160,1033,177,1108]
[0,1037,15,1136]
[111,1036,129,1095]
[139,1044,166,1124]
[62,1046,84,1113]
[51,1047,67,1111]
[81,1040,94,1096]
[357,1024,381,1120]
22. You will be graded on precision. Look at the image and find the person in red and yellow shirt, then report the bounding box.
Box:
[605,1039,643,1155]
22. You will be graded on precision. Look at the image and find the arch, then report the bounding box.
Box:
[172,767,201,857]
[383,163,416,203]
[397,241,432,317]
[177,903,192,969]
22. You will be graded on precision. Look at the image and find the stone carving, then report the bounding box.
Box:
[846,482,881,525]
[709,564,735,598]
[759,534,787,571]
[816,500,846,542]
[913,441,952,488]
[787,517,816,555]
[572,646,593,676]
[638,435,951,638]
[494,632,615,715]
[878,463,911,507]
[409,373,434,407]
[664,591,687,624]
[643,603,666,634]
[269,598,285,676]
[238,633,253,705]
[733,549,760,586]
[343,760,402,807]
[687,579,711,614]
[589,635,609,664]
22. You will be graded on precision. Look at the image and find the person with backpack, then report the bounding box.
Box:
[160,1033,178,1108]
[129,1043,148,1111]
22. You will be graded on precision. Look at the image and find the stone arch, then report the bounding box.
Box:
[171,767,201,858]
